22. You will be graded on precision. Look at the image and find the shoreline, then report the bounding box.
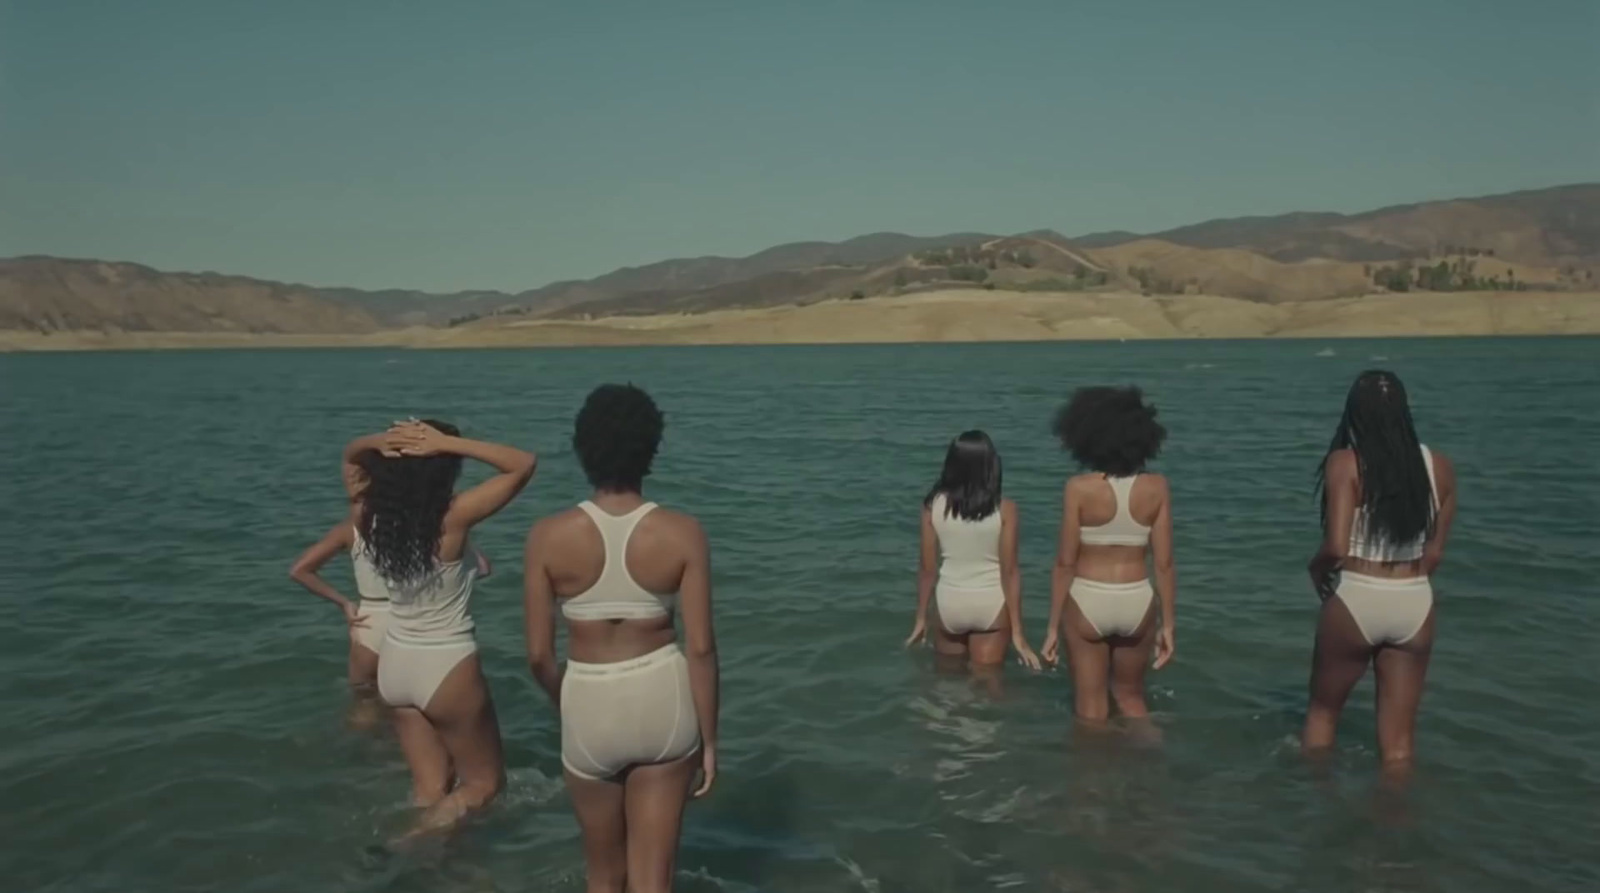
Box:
[3,289,1596,352]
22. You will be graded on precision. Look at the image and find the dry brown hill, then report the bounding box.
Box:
[4,183,1595,334]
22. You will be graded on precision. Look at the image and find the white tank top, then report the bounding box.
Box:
[929,493,1003,591]
[350,533,391,603]
[1078,475,1152,546]
[561,501,676,621]
[352,531,476,645]
[1347,445,1438,562]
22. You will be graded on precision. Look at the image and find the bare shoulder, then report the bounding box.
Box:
[651,505,707,546]
[1324,447,1358,479]
[528,505,587,544]
[1000,497,1019,519]
[1427,448,1456,484]
[1066,473,1097,494]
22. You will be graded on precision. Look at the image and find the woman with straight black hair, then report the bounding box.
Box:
[907,430,1041,671]
[1303,370,1457,769]
[1042,387,1175,723]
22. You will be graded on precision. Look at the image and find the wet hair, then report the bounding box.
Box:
[573,383,664,492]
[355,419,463,582]
[1316,370,1434,544]
[924,430,1003,520]
[1051,386,1166,476]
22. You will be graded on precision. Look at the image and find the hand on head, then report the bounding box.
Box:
[384,418,450,457]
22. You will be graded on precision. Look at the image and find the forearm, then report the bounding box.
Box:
[342,433,387,463]
[442,436,536,475]
[1004,570,1025,637]
[686,651,719,751]
[1048,562,1074,629]
[528,653,562,706]
[291,572,352,611]
[1154,564,1176,627]
[915,571,935,621]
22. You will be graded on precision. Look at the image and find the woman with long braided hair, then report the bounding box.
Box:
[1303,370,1457,770]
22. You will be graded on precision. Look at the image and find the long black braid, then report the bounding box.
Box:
[1315,370,1435,545]
[355,419,463,582]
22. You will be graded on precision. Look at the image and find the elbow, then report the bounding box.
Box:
[516,452,538,481]
[685,638,717,661]
[287,565,309,585]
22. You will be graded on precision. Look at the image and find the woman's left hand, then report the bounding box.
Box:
[386,420,451,457]
[1013,638,1042,671]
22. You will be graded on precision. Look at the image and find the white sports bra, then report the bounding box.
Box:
[561,501,677,621]
[1078,475,1152,546]
[1347,445,1438,562]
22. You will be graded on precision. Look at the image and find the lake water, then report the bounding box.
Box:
[3,339,1597,893]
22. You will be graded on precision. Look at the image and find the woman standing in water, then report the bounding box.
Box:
[1303,370,1456,769]
[524,384,717,893]
[289,430,496,714]
[1041,387,1176,723]
[906,430,1041,671]
[294,420,536,834]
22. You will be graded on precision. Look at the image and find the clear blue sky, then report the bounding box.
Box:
[3,0,1596,292]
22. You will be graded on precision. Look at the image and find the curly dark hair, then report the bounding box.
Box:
[1052,386,1166,476]
[355,419,463,582]
[573,383,664,492]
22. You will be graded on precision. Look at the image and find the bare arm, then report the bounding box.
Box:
[677,518,719,796]
[1422,451,1457,574]
[915,506,937,626]
[999,501,1024,635]
[340,433,393,501]
[391,423,538,528]
[1149,477,1176,668]
[1311,450,1358,598]
[288,520,364,625]
[522,520,561,705]
[1046,483,1081,634]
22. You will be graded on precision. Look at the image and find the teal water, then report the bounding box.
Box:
[3,339,1597,893]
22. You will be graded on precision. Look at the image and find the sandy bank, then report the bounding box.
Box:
[2,290,1596,352]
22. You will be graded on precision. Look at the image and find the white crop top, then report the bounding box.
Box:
[1078,475,1152,547]
[351,531,476,645]
[561,501,677,621]
[929,493,1003,591]
[1347,445,1438,562]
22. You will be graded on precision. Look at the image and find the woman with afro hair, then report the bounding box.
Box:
[1042,386,1176,724]
[524,383,718,893]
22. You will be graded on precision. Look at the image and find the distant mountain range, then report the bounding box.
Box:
[3,183,1596,335]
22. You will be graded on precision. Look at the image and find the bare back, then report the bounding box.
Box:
[534,496,699,663]
[1067,473,1166,584]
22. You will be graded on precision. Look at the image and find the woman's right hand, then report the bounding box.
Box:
[1041,629,1060,666]
[692,747,716,798]
[341,601,370,629]
[387,420,453,457]
[904,617,927,648]
[1153,626,1175,669]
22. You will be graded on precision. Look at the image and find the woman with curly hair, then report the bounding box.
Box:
[1042,386,1176,723]
[906,430,1041,673]
[1303,370,1456,769]
[289,419,535,834]
[524,384,717,893]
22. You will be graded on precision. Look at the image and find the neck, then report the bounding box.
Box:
[590,488,645,511]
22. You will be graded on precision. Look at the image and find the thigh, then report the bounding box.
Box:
[422,652,505,791]
[348,642,380,689]
[624,753,700,893]
[1308,596,1372,707]
[566,770,628,889]
[1063,597,1111,718]
[391,707,453,805]
[1108,600,1158,687]
[1373,610,1435,740]
[967,612,1011,666]
[931,615,968,658]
